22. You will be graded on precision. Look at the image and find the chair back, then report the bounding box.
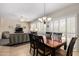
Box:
[66,37,77,56]
[53,32,62,42]
[46,32,52,39]
[38,36,44,43]
[35,35,45,51]
[46,32,52,35]
[29,34,35,44]
[31,32,37,35]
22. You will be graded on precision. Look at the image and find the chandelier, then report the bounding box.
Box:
[38,3,52,24]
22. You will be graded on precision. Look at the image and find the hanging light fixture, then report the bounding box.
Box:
[38,3,52,24]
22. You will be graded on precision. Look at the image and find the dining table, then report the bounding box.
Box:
[42,35,66,56]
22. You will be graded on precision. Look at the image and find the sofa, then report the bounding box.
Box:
[0,33,29,45]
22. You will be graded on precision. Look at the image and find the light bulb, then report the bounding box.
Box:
[20,19,25,22]
[43,17,47,20]
[47,17,52,21]
[38,18,42,22]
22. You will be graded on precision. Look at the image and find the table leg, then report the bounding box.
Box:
[51,49,56,56]
[64,42,67,50]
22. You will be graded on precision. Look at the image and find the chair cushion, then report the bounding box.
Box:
[0,39,9,45]
[56,49,66,56]
[38,47,50,55]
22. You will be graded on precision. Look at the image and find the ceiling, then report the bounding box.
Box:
[0,3,72,22]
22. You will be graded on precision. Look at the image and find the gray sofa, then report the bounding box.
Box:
[0,33,29,45]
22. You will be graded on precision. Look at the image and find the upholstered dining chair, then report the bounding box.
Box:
[53,32,62,42]
[56,37,77,56]
[35,36,51,56]
[29,34,37,56]
[31,31,37,35]
[46,32,52,39]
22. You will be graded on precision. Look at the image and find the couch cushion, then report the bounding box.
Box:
[0,39,9,45]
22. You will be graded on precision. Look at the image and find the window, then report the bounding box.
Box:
[53,20,59,32]
[48,15,76,47]
[67,16,76,33]
[66,16,76,46]
[59,18,66,33]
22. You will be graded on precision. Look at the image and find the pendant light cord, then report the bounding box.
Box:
[44,3,46,17]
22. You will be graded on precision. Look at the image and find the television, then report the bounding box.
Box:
[15,27,23,33]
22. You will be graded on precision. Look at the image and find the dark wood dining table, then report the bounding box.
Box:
[42,35,66,56]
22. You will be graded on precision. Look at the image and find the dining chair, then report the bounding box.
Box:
[46,32,52,39]
[53,32,63,50]
[35,36,51,56]
[56,37,77,56]
[53,32,62,42]
[46,32,52,34]
[31,31,37,35]
[29,34,37,56]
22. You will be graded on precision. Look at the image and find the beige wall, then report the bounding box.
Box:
[0,17,30,39]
